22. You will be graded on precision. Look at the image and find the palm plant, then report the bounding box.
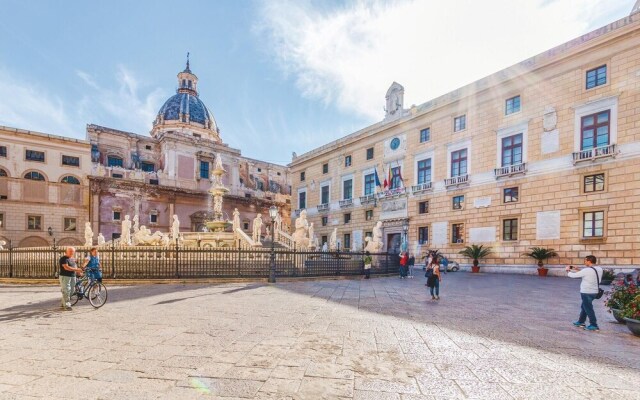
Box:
[458,245,492,268]
[522,247,558,269]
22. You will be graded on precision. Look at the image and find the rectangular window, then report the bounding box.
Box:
[364,173,375,195]
[418,226,429,245]
[503,218,518,241]
[257,168,262,172]
[150,213,158,224]
[345,155,352,167]
[113,211,121,221]
[321,235,328,245]
[366,147,374,160]
[586,65,607,89]
[0,146,6,157]
[365,232,372,240]
[390,167,402,189]
[452,195,464,210]
[107,156,123,167]
[243,222,249,230]
[149,179,159,185]
[256,180,264,191]
[419,128,430,143]
[501,133,523,167]
[112,233,121,241]
[27,215,42,230]
[505,95,521,115]
[343,179,353,200]
[419,201,428,214]
[344,213,351,224]
[322,163,329,174]
[454,115,466,132]
[63,217,77,232]
[200,161,210,179]
[584,173,605,193]
[300,171,306,181]
[25,150,45,162]
[321,216,328,226]
[298,191,306,209]
[321,185,330,204]
[583,211,604,238]
[417,159,431,184]
[452,223,464,244]
[503,187,519,203]
[365,210,373,221]
[62,155,80,167]
[112,173,123,179]
[141,161,155,172]
[451,149,467,177]
[581,110,610,150]
[145,145,152,150]
[343,234,351,250]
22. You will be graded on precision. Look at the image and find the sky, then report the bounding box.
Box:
[0,0,635,165]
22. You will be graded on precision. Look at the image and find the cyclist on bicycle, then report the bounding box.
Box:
[82,247,103,283]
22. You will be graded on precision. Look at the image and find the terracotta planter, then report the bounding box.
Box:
[611,308,626,324]
[623,318,640,336]
[537,267,548,277]
[471,266,480,273]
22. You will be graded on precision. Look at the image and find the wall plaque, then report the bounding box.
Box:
[432,222,448,245]
[469,227,496,243]
[536,211,561,239]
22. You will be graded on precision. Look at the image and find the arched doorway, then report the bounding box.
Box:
[18,236,49,248]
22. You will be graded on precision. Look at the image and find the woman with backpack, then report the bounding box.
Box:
[426,258,442,300]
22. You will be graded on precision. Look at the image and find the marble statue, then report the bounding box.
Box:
[121,215,132,246]
[213,196,223,216]
[364,221,384,253]
[215,154,224,172]
[134,226,165,246]
[161,233,171,247]
[293,210,310,248]
[171,215,180,243]
[84,222,93,247]
[132,215,140,234]
[252,214,263,244]
[97,234,106,246]
[232,208,240,231]
[329,228,337,251]
[322,242,328,252]
[0,240,6,250]
[274,212,282,233]
[308,222,315,249]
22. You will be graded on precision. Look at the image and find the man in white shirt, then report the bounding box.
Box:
[566,255,603,331]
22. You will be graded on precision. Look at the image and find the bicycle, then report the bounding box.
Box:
[70,271,108,308]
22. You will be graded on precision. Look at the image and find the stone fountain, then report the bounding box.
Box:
[204,155,232,232]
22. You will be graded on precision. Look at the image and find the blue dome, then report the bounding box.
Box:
[157,92,214,126]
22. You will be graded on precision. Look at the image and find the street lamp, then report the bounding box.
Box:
[268,205,278,283]
[401,220,409,253]
[47,226,56,248]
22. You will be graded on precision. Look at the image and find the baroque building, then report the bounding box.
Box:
[289,11,640,268]
[88,60,291,241]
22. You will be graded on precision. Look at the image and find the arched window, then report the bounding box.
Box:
[24,171,45,181]
[0,168,7,177]
[61,175,80,185]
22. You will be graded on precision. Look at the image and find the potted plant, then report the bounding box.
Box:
[622,294,640,336]
[601,269,615,285]
[522,247,558,277]
[459,245,492,273]
[605,284,638,324]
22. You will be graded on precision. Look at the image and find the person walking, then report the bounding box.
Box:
[363,251,372,279]
[440,255,449,275]
[407,254,415,278]
[399,252,408,278]
[59,247,83,311]
[427,258,442,300]
[566,255,603,331]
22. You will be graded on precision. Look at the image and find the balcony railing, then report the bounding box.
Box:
[294,209,303,217]
[494,162,527,178]
[339,198,353,208]
[316,203,329,212]
[359,194,376,205]
[411,182,432,194]
[444,174,469,188]
[572,144,617,164]
[377,187,406,199]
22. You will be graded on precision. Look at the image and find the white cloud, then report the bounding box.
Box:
[257,0,628,121]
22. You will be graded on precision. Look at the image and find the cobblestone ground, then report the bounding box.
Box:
[0,272,639,400]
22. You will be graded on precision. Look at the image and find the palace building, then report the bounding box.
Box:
[289,11,640,268]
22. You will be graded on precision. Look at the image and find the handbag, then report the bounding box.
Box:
[424,267,433,278]
[590,267,604,299]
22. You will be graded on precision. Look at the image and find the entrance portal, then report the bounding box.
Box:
[387,233,401,254]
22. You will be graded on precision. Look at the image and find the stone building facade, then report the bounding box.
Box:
[88,61,291,241]
[0,126,91,247]
[289,12,640,268]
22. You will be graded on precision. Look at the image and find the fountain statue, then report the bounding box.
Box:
[121,215,132,246]
[204,154,232,232]
[364,221,384,253]
[329,228,337,251]
[134,226,166,246]
[232,208,241,231]
[308,222,316,250]
[84,222,94,247]
[274,212,282,239]
[97,233,106,246]
[0,240,6,250]
[171,215,180,243]
[293,210,310,248]
[252,214,263,244]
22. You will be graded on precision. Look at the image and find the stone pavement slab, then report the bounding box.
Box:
[0,273,639,399]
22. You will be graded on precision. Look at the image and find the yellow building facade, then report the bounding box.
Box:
[289,14,640,269]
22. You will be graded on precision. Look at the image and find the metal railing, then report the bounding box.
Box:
[0,243,400,279]
[316,203,329,212]
[359,194,376,205]
[339,198,353,208]
[572,144,617,164]
[494,163,527,178]
[444,174,469,187]
[411,182,432,194]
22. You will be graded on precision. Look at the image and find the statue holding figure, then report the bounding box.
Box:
[84,222,94,247]
[214,154,225,172]
[364,221,384,253]
[121,215,132,246]
[293,210,310,248]
[97,233,106,246]
[252,214,263,244]
[171,215,180,243]
[329,228,338,251]
[232,208,241,231]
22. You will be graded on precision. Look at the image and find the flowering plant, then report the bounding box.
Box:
[622,294,640,320]
[605,284,638,310]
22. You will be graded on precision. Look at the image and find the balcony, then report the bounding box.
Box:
[339,198,353,208]
[377,187,406,199]
[572,144,617,165]
[359,194,376,205]
[494,163,527,179]
[294,209,303,217]
[411,182,433,195]
[444,174,469,188]
[316,203,329,212]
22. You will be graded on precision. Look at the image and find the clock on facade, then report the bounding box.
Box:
[390,137,400,150]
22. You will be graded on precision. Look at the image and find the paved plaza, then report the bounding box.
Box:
[0,273,638,399]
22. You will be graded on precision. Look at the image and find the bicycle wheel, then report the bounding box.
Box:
[88,283,108,308]
[69,291,80,306]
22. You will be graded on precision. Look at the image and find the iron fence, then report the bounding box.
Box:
[0,243,400,280]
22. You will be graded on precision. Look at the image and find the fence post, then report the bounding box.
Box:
[385,252,389,274]
[237,244,241,277]
[8,240,12,278]
[110,241,115,278]
[175,240,180,278]
[52,238,57,277]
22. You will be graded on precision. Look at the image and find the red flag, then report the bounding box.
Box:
[382,165,388,188]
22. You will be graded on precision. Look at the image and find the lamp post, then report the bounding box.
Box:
[268,205,278,283]
[401,220,409,253]
[48,226,56,248]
